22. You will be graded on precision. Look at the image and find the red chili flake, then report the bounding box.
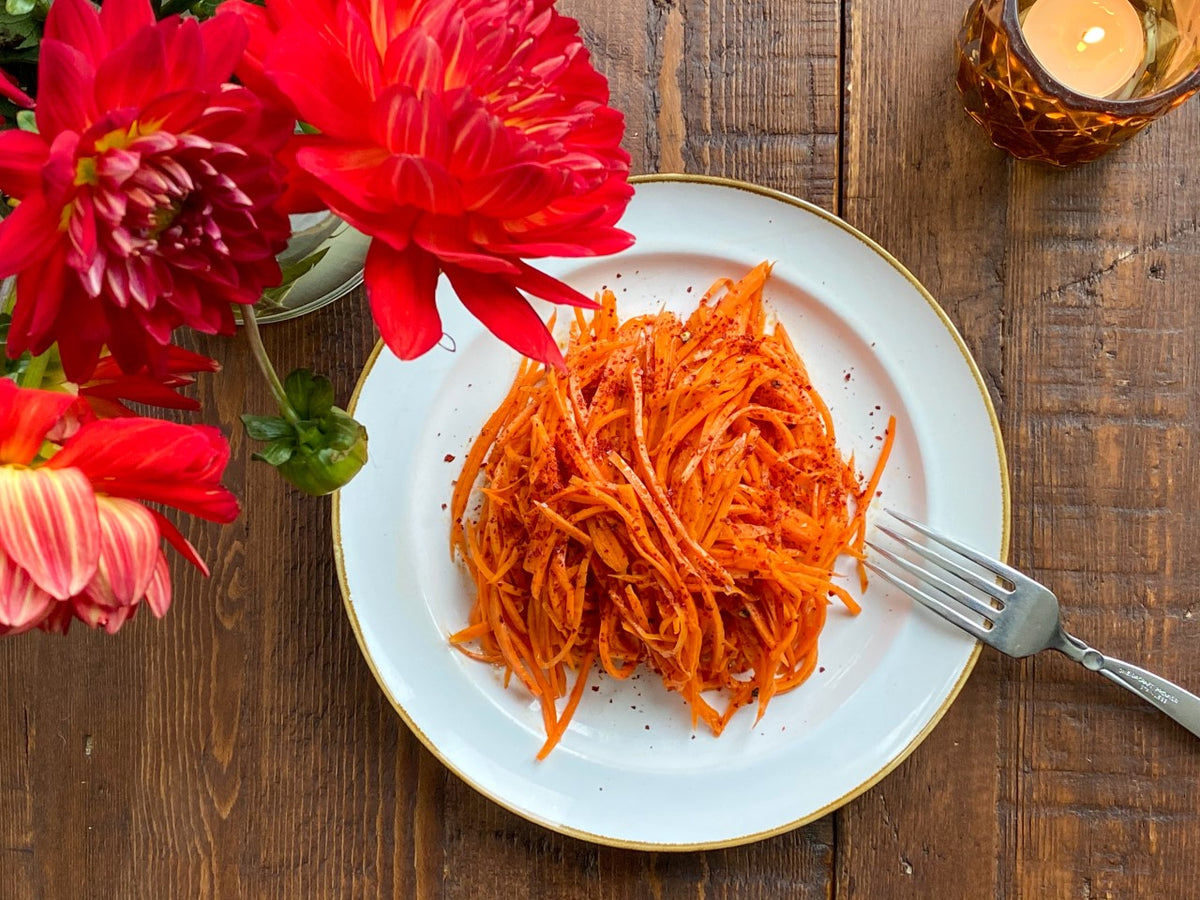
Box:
[444,453,456,462]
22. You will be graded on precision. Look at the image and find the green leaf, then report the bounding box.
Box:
[4,0,35,17]
[0,7,43,48]
[252,441,295,466]
[240,414,295,443]
[15,109,35,132]
[257,247,329,307]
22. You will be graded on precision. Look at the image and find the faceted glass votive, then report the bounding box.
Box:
[957,0,1200,166]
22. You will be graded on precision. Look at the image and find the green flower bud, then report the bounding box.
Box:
[241,368,369,496]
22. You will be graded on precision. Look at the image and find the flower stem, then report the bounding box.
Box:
[19,349,49,390]
[240,304,302,428]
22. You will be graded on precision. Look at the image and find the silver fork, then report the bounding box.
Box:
[865,509,1200,739]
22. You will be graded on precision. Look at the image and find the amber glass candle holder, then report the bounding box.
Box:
[957,0,1200,165]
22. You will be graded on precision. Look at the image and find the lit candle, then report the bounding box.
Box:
[1020,0,1147,98]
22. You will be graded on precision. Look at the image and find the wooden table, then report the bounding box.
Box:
[4,1,1199,896]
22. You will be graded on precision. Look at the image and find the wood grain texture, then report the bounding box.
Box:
[837,1,1012,896]
[840,0,1200,897]
[4,0,1200,897]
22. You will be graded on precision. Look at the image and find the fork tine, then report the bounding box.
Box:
[865,540,1001,622]
[885,509,1027,586]
[874,524,1010,603]
[863,560,990,640]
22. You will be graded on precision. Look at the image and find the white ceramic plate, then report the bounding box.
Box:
[333,175,1009,850]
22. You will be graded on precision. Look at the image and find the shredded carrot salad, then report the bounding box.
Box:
[450,262,895,758]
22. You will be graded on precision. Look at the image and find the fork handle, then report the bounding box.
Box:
[1078,648,1200,739]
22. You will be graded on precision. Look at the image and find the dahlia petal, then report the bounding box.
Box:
[434,9,472,88]
[292,142,392,212]
[462,162,567,218]
[0,193,62,279]
[377,155,461,214]
[380,37,446,128]
[0,466,100,600]
[52,293,107,383]
[82,376,201,413]
[94,25,165,114]
[374,84,448,160]
[263,24,371,136]
[0,380,79,465]
[89,495,161,607]
[40,131,83,210]
[0,129,50,200]
[134,90,208,138]
[0,546,55,630]
[444,266,565,370]
[0,69,33,108]
[35,40,97,137]
[144,553,172,618]
[342,2,383,96]
[164,346,221,374]
[150,509,208,575]
[446,102,515,179]
[219,2,297,113]
[66,196,99,269]
[412,215,519,274]
[507,261,599,310]
[48,419,240,522]
[161,17,202,90]
[37,603,74,634]
[43,0,106,66]
[364,240,444,360]
[196,14,249,87]
[71,592,131,634]
[490,233,635,258]
[98,0,156,52]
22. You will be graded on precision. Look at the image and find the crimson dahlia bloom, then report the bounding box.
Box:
[0,0,293,382]
[0,379,238,635]
[225,0,633,367]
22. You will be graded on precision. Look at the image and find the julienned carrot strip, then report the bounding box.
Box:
[449,261,895,757]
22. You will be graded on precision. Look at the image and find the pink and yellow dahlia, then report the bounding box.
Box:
[0,0,293,383]
[0,378,238,635]
[225,0,633,367]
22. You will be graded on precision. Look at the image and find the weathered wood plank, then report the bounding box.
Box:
[836,0,1012,896]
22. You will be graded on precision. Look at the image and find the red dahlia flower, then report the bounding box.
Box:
[0,0,293,383]
[224,0,633,367]
[0,379,238,635]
